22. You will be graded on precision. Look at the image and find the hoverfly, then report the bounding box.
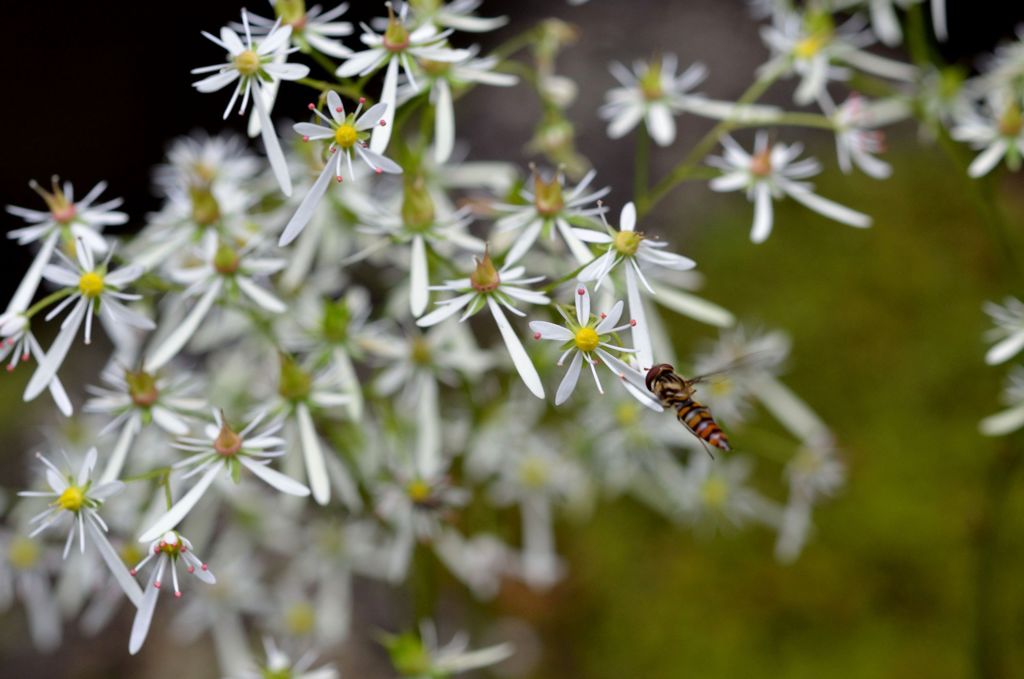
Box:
[645,363,732,453]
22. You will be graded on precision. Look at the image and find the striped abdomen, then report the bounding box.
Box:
[675,398,731,451]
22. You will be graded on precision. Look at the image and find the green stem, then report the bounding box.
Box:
[121,466,173,483]
[307,49,341,79]
[634,125,650,204]
[638,68,784,218]
[296,77,363,101]
[540,261,591,293]
[24,288,73,320]
[162,471,173,510]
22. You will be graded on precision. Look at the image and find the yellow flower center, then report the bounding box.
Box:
[701,477,728,509]
[615,401,639,427]
[233,49,262,76]
[999,102,1023,137]
[639,64,664,101]
[574,326,600,352]
[709,377,733,397]
[518,457,549,488]
[794,33,828,59]
[285,602,316,636]
[58,485,85,512]
[78,271,105,298]
[613,231,642,256]
[407,479,432,503]
[8,536,40,570]
[334,123,358,149]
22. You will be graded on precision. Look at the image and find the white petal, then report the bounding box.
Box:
[410,235,429,317]
[646,104,676,147]
[100,421,137,483]
[433,78,454,165]
[751,183,774,243]
[416,293,475,327]
[236,277,286,313]
[980,404,1024,436]
[370,57,399,154]
[7,232,58,314]
[24,301,86,401]
[296,403,330,505]
[138,465,220,542]
[649,283,734,328]
[414,375,442,477]
[86,518,143,607]
[253,83,293,196]
[145,280,222,371]
[279,157,337,246]
[488,298,544,398]
[625,265,654,370]
[620,202,637,232]
[986,331,1024,365]
[555,351,583,405]
[528,321,574,341]
[128,559,163,655]
[786,187,872,228]
[968,140,1008,178]
[239,457,311,496]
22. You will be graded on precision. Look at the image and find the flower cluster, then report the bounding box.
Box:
[31,0,1024,670]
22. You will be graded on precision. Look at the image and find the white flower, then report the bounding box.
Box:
[0,312,72,416]
[335,2,472,153]
[708,132,872,244]
[574,201,696,370]
[410,0,509,33]
[760,11,916,106]
[271,354,355,506]
[0,531,62,651]
[230,637,338,679]
[600,55,707,146]
[529,284,655,407]
[279,91,402,246]
[145,234,286,370]
[138,410,310,543]
[384,620,514,678]
[826,94,902,179]
[984,296,1024,365]
[951,90,1024,178]
[128,531,215,655]
[786,439,845,503]
[84,364,205,482]
[18,449,124,559]
[980,366,1024,436]
[398,51,518,164]
[416,251,548,398]
[23,245,153,404]
[356,177,482,317]
[491,167,609,266]
[677,453,778,531]
[247,2,354,58]
[191,10,310,196]
[154,131,261,196]
[6,177,125,315]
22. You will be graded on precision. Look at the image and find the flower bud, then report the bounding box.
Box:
[126,369,159,408]
[213,415,243,457]
[278,353,312,402]
[469,250,501,293]
[401,176,436,231]
[213,241,240,275]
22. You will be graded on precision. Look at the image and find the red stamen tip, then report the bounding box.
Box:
[188,565,195,573]
[335,106,343,112]
[533,332,541,340]
[129,568,137,576]
[308,103,316,110]
[21,353,29,361]
[629,319,637,327]
[302,135,310,142]
[336,176,343,183]
[577,288,585,295]
[201,564,208,571]
[600,312,607,319]
[379,120,386,126]
[5,365,13,373]
[359,97,366,104]
[174,591,182,598]
[375,167,383,174]
[154,581,161,589]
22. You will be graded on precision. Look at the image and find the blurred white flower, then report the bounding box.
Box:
[491,167,609,266]
[384,620,514,678]
[230,637,338,679]
[980,365,1024,436]
[600,55,707,146]
[951,90,1024,178]
[983,296,1024,365]
[709,132,872,244]
[139,410,310,543]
